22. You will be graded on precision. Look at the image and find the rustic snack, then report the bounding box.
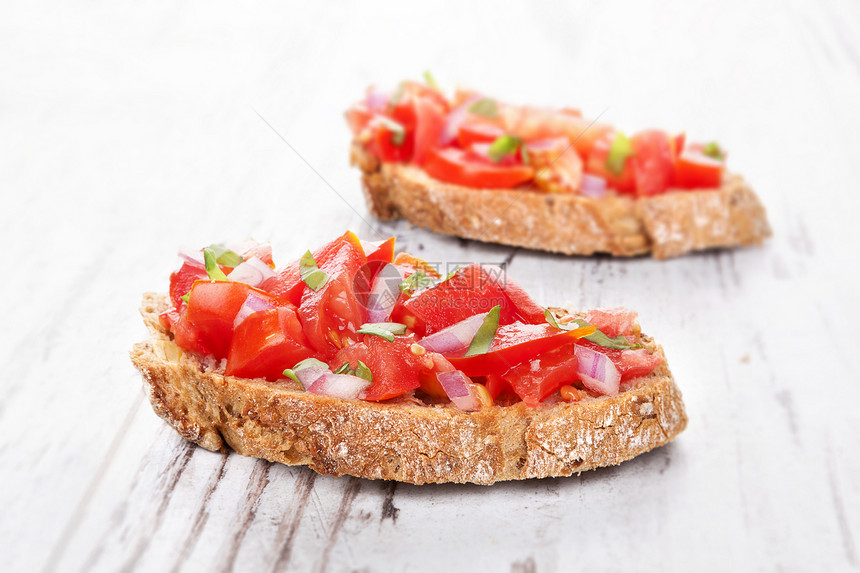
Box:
[346,77,771,259]
[130,233,687,484]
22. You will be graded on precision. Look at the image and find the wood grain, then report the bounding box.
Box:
[1,0,858,571]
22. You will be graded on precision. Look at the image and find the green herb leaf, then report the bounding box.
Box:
[423,70,440,90]
[333,362,351,375]
[464,306,501,356]
[352,360,373,382]
[299,250,329,291]
[376,116,406,146]
[180,293,190,304]
[468,98,499,119]
[443,265,462,282]
[206,244,243,267]
[606,132,633,176]
[544,310,641,350]
[203,248,229,281]
[488,134,522,163]
[399,270,438,297]
[702,141,725,161]
[357,322,408,342]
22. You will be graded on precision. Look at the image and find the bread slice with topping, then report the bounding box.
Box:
[131,293,687,485]
[353,143,771,260]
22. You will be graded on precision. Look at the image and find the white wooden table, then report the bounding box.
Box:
[3,1,859,571]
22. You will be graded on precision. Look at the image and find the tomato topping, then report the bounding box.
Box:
[447,323,579,377]
[181,281,288,359]
[412,96,447,165]
[578,340,663,382]
[670,133,686,158]
[674,150,724,188]
[392,264,544,336]
[502,343,580,406]
[334,336,425,401]
[584,307,638,338]
[586,132,636,192]
[457,122,506,148]
[168,262,207,308]
[631,130,675,196]
[366,237,396,264]
[424,147,534,189]
[225,306,314,381]
[298,234,368,356]
[374,120,413,163]
[345,103,373,136]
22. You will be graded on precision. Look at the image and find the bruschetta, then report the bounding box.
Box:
[130,232,687,484]
[346,77,771,259]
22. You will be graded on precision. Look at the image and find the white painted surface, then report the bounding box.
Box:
[1,0,858,571]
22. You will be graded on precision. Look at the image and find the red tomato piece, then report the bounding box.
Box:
[631,130,675,196]
[585,133,637,193]
[366,236,396,264]
[260,231,366,306]
[169,262,207,308]
[391,264,544,336]
[584,307,638,339]
[334,336,425,401]
[298,235,369,356]
[447,323,579,377]
[457,122,505,149]
[224,306,314,381]
[503,106,612,157]
[671,133,686,158]
[577,340,663,382]
[502,343,580,406]
[345,103,373,136]
[674,150,724,189]
[412,96,447,165]
[485,373,516,401]
[424,147,534,189]
[181,281,288,359]
[374,121,414,163]
[171,311,212,356]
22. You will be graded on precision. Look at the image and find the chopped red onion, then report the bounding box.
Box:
[294,366,328,390]
[580,174,608,199]
[307,373,372,400]
[366,263,404,323]
[574,345,621,396]
[232,293,275,328]
[440,95,481,145]
[417,312,489,355]
[365,89,388,113]
[178,247,205,269]
[438,371,481,411]
[227,257,276,287]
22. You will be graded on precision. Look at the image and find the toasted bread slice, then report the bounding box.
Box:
[352,143,771,259]
[131,293,687,485]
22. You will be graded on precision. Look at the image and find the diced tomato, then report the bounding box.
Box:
[374,120,414,163]
[158,306,181,331]
[298,234,368,356]
[171,311,212,356]
[578,340,663,382]
[485,373,516,401]
[345,103,373,136]
[412,96,447,165]
[584,307,638,338]
[457,122,505,149]
[503,106,612,157]
[585,132,637,193]
[366,237,396,264]
[631,130,675,196]
[502,343,580,406]
[671,133,686,158]
[181,281,289,359]
[260,231,367,306]
[169,263,207,308]
[417,352,455,399]
[393,251,441,278]
[224,306,314,381]
[334,336,425,401]
[424,147,534,189]
[674,149,724,189]
[398,81,449,113]
[392,264,544,336]
[447,323,580,377]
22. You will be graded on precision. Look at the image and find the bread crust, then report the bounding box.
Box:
[351,143,771,259]
[131,293,687,484]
